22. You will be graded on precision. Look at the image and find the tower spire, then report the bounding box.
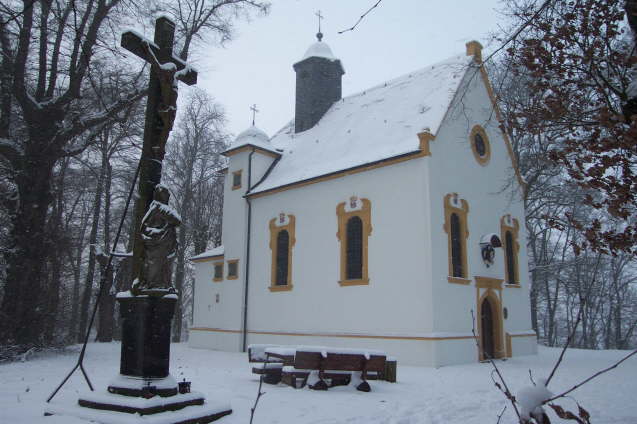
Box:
[315,10,324,41]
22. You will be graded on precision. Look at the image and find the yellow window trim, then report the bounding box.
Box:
[448,277,471,285]
[231,170,242,190]
[268,284,293,292]
[227,259,239,280]
[470,125,491,166]
[501,215,520,285]
[212,261,224,282]
[475,276,503,290]
[443,193,469,282]
[269,214,296,291]
[336,198,372,286]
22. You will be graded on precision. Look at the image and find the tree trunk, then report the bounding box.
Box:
[0,150,55,348]
[77,162,106,343]
[96,153,115,342]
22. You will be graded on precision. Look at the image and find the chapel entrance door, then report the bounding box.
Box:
[481,298,495,360]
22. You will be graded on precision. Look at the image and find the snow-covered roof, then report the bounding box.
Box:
[300,41,337,61]
[223,125,279,156]
[190,245,224,261]
[249,53,474,195]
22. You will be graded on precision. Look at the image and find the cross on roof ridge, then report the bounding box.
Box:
[315,10,324,41]
[250,104,259,126]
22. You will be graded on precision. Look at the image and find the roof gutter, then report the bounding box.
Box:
[241,148,256,352]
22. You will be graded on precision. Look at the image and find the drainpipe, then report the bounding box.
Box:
[242,149,255,352]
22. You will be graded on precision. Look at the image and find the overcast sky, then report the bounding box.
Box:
[186,0,507,138]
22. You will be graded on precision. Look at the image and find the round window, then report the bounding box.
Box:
[470,125,491,165]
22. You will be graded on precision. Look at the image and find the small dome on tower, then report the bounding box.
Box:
[301,40,337,61]
[223,124,279,157]
[232,125,269,147]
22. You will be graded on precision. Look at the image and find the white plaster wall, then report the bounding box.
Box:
[250,152,276,185]
[246,158,435,354]
[510,336,538,357]
[433,338,478,366]
[190,149,277,353]
[427,67,535,349]
[189,329,241,352]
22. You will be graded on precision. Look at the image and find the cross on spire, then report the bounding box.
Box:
[250,104,259,126]
[315,10,324,41]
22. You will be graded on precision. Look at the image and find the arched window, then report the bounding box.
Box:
[275,230,290,286]
[501,215,520,286]
[269,215,296,291]
[346,217,363,280]
[337,198,372,286]
[444,193,469,283]
[450,213,464,278]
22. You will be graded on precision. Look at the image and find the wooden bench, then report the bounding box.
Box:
[249,345,296,384]
[290,348,387,392]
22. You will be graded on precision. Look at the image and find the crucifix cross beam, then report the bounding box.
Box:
[250,104,259,125]
[121,18,197,86]
[316,10,324,32]
[121,16,199,287]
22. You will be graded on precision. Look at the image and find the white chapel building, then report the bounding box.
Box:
[189,37,537,366]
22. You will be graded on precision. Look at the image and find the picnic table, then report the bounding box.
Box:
[248,344,396,392]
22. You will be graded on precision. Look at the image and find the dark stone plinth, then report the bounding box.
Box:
[78,395,205,415]
[45,392,233,424]
[116,295,176,379]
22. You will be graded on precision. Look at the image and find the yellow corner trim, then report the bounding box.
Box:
[466,40,483,63]
[417,131,435,156]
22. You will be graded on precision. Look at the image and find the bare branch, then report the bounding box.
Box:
[338,0,383,34]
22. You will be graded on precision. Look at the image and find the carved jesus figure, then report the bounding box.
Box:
[134,185,181,293]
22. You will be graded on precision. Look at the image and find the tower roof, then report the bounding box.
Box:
[300,40,337,62]
[223,125,279,157]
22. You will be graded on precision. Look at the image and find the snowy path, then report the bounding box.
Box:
[1,343,635,423]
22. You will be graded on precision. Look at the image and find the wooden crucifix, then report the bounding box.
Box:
[121,16,198,286]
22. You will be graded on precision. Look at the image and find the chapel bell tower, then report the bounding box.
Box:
[293,31,345,133]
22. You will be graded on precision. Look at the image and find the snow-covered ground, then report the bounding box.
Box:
[1,343,635,423]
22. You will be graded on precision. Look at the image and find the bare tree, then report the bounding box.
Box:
[165,88,227,342]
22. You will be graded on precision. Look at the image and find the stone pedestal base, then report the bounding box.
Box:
[117,294,176,380]
[45,391,232,424]
[43,293,232,423]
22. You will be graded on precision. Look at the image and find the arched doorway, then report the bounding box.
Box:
[481,298,495,359]
[479,293,503,360]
